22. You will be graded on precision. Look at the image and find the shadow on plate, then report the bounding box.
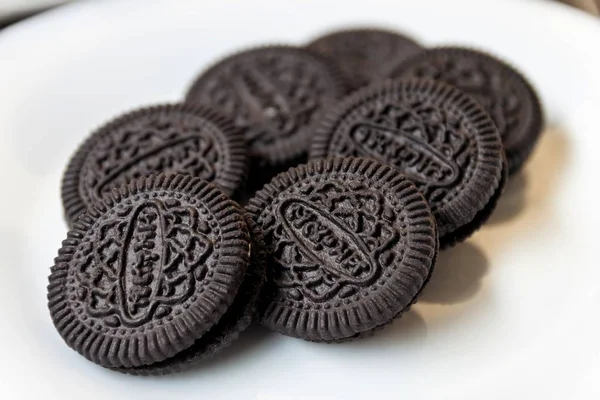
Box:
[419,242,489,305]
[487,125,570,225]
[487,172,527,224]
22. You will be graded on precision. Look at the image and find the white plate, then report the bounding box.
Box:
[1,0,599,398]
[0,0,69,21]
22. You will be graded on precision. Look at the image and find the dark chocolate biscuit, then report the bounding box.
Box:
[310,79,506,248]
[119,213,267,375]
[390,47,543,174]
[62,104,248,227]
[246,157,438,342]
[48,174,250,369]
[307,28,422,89]
[184,46,348,167]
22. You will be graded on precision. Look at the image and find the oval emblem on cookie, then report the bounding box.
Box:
[279,198,377,297]
[117,201,167,326]
[349,121,460,186]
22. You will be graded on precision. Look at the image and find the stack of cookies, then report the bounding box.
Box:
[47,27,543,375]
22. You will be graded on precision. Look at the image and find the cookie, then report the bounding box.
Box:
[184,45,348,167]
[246,157,438,342]
[390,47,543,174]
[62,104,247,227]
[118,214,267,375]
[310,79,506,248]
[48,174,251,369]
[307,27,422,89]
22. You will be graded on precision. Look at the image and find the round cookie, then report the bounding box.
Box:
[246,157,438,342]
[48,174,251,369]
[62,104,247,227]
[184,45,348,167]
[390,47,543,174]
[118,214,267,375]
[310,79,506,248]
[307,28,422,89]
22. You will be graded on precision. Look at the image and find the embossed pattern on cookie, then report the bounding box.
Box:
[307,28,422,88]
[246,157,438,342]
[310,79,506,247]
[390,47,543,174]
[62,104,248,226]
[184,46,347,167]
[118,214,267,375]
[48,175,250,369]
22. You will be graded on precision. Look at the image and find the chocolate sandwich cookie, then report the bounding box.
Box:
[62,104,247,227]
[185,46,348,168]
[48,175,251,370]
[390,47,543,174]
[120,214,267,375]
[307,28,422,89]
[310,79,506,248]
[246,157,438,342]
